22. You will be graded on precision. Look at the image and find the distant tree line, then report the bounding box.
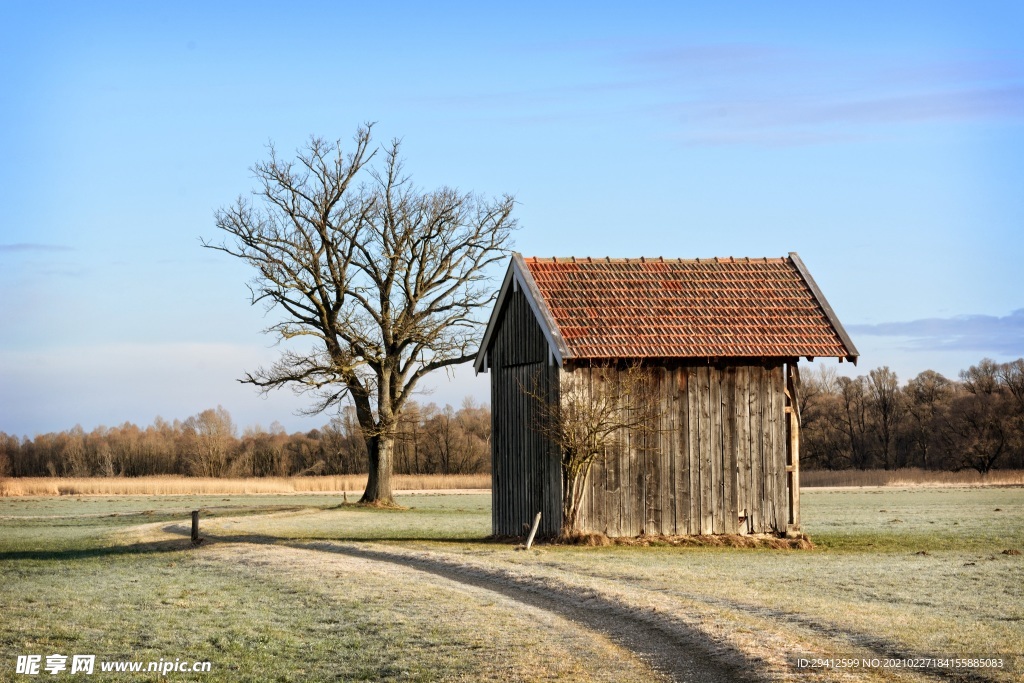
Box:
[2,357,1022,479]
[0,400,490,478]
[800,357,1024,473]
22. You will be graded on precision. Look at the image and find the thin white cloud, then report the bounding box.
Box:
[0,243,74,253]
[630,44,1024,144]
[399,41,1024,144]
[847,309,1024,356]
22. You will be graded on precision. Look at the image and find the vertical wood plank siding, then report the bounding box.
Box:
[485,287,797,537]
[572,362,791,536]
[487,285,562,537]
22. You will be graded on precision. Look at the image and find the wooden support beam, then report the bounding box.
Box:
[785,364,801,533]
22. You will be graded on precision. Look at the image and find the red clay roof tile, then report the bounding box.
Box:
[521,255,852,359]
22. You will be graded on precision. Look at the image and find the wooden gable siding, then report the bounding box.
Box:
[488,285,563,537]
[577,363,790,536]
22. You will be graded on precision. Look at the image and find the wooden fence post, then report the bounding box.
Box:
[525,512,542,550]
[191,510,200,545]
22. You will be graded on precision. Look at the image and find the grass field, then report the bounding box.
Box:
[1,487,1021,681]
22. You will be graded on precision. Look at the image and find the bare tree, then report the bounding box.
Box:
[204,124,516,504]
[905,370,951,468]
[960,358,1000,395]
[868,366,904,469]
[182,406,236,477]
[998,359,1024,413]
[837,376,871,469]
[522,363,659,538]
[943,359,1015,474]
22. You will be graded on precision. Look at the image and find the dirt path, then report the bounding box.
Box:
[144,519,751,680]
[146,513,1002,682]
[299,540,762,683]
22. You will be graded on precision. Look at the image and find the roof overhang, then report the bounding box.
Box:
[788,252,860,364]
[473,253,571,374]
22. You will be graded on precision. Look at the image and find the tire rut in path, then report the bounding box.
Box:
[301,542,764,683]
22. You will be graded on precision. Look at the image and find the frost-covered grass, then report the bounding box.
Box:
[802,485,1024,551]
[2,487,1022,681]
[0,494,655,682]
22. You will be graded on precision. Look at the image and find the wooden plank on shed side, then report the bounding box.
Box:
[663,366,671,536]
[698,365,713,535]
[723,366,738,534]
[609,373,624,537]
[710,366,724,534]
[734,366,750,534]
[773,365,788,533]
[749,366,764,533]
[676,368,691,534]
[763,364,778,534]
[491,364,501,533]
[765,364,778,533]
[788,363,802,531]
[668,368,680,534]
[643,368,659,532]
[687,366,700,535]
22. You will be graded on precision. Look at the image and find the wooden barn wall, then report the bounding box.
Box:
[578,363,790,536]
[487,285,562,537]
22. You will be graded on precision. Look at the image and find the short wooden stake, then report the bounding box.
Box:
[525,512,542,550]
[191,510,200,545]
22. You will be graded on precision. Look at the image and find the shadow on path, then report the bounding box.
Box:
[300,540,764,683]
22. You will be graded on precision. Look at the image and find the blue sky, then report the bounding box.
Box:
[2,2,1022,436]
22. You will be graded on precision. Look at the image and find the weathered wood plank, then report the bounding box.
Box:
[687,366,700,535]
[734,366,750,534]
[709,366,724,534]
[626,373,636,535]
[743,366,757,533]
[722,366,738,534]
[698,366,713,534]
[773,364,788,533]
[675,368,689,534]
[763,365,777,533]
[668,369,680,534]
[788,363,802,531]
[663,368,671,532]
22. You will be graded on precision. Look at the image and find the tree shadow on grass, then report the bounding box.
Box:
[0,538,190,561]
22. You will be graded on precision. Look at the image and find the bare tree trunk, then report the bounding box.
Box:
[361,434,396,505]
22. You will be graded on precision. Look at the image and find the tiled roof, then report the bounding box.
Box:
[520,255,855,360]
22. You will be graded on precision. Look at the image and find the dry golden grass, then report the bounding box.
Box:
[802,467,1024,488]
[0,473,491,497]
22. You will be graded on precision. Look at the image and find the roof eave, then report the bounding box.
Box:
[788,251,860,362]
[473,253,572,374]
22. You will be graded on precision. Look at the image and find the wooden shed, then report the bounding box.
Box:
[475,253,858,538]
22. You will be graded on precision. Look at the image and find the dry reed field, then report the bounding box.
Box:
[5,468,1020,497]
[0,474,491,497]
[801,467,1024,488]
